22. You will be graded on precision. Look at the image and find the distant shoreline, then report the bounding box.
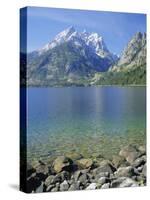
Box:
[22,84,146,88]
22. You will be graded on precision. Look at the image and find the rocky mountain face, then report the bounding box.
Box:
[27,27,118,86]
[23,28,146,86]
[110,32,146,72]
[93,32,146,85]
[118,32,146,66]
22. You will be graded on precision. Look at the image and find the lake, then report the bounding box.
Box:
[26,86,146,162]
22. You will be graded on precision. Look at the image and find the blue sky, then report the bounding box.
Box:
[26,7,146,55]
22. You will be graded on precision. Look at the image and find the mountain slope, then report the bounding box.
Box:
[93,32,146,85]
[110,32,146,72]
[117,32,146,67]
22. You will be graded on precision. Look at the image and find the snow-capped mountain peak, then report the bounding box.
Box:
[37,26,117,62]
[55,26,75,42]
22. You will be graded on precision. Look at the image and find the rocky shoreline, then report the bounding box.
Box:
[26,144,146,193]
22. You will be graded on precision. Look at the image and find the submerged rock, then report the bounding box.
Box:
[35,165,49,175]
[77,158,93,169]
[119,145,142,164]
[138,146,146,155]
[53,156,73,173]
[112,155,126,168]
[65,152,83,161]
[31,160,49,177]
[31,160,45,168]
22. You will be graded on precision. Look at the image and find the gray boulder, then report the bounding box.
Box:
[45,175,55,187]
[35,182,44,193]
[142,164,146,177]
[68,181,80,191]
[60,171,70,181]
[96,172,110,179]
[86,183,97,190]
[132,155,146,168]
[101,183,110,189]
[93,160,116,175]
[51,187,59,192]
[114,166,135,178]
[51,174,62,184]
[60,180,69,191]
[73,170,82,181]
[78,173,89,185]
[46,184,55,192]
[137,166,144,173]
[97,177,109,185]
[111,177,139,188]
[45,173,62,187]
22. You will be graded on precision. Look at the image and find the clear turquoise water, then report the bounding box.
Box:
[26,86,146,162]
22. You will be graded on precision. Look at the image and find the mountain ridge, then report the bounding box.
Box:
[21,27,146,86]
